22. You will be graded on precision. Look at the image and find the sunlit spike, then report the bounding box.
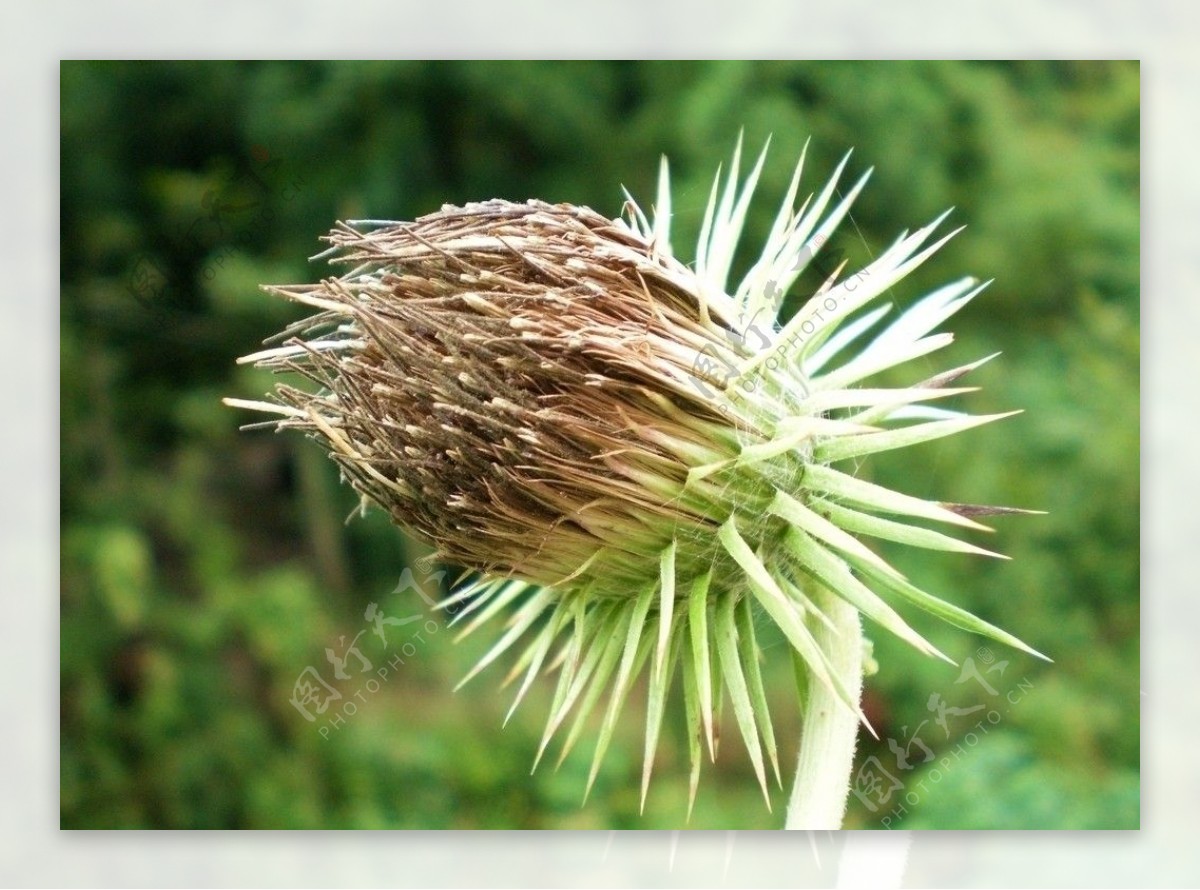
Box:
[816,411,1023,464]
[652,154,672,256]
[654,542,677,679]
[797,386,978,414]
[452,579,529,640]
[455,589,553,690]
[769,489,901,579]
[819,499,1008,560]
[680,644,704,820]
[815,332,956,393]
[553,609,628,769]
[641,621,683,812]
[583,584,656,800]
[687,571,717,760]
[917,352,1002,389]
[803,464,992,531]
[708,136,771,292]
[622,186,651,238]
[715,591,771,806]
[737,595,780,786]
[766,137,810,247]
[695,164,724,278]
[783,528,954,665]
[851,554,1051,662]
[718,519,866,721]
[802,303,894,373]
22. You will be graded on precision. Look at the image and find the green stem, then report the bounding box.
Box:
[784,587,864,830]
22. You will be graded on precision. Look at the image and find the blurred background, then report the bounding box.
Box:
[60,60,1139,829]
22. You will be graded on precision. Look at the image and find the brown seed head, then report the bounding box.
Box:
[252,199,758,590]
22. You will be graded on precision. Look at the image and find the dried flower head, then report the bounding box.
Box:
[228,138,1044,814]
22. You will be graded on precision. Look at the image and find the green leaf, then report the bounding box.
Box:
[641,618,683,811]
[739,417,876,466]
[535,600,619,768]
[584,583,657,798]
[655,541,677,681]
[503,602,572,726]
[715,592,770,805]
[687,569,717,760]
[679,642,704,820]
[803,463,991,531]
[850,554,1051,662]
[819,498,1006,559]
[737,595,780,786]
[814,411,1020,463]
[452,579,530,639]
[553,621,626,765]
[717,518,861,717]
[769,488,900,578]
[794,386,978,414]
[455,587,551,689]
[782,528,952,664]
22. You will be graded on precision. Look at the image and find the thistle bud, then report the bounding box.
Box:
[228,139,1044,814]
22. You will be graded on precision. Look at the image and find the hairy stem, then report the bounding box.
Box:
[784,587,864,830]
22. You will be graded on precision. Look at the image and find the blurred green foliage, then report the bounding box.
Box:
[60,61,1139,829]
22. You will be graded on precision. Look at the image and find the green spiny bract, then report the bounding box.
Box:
[229,137,1045,815]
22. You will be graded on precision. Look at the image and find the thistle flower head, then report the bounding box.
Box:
[229,137,1045,813]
